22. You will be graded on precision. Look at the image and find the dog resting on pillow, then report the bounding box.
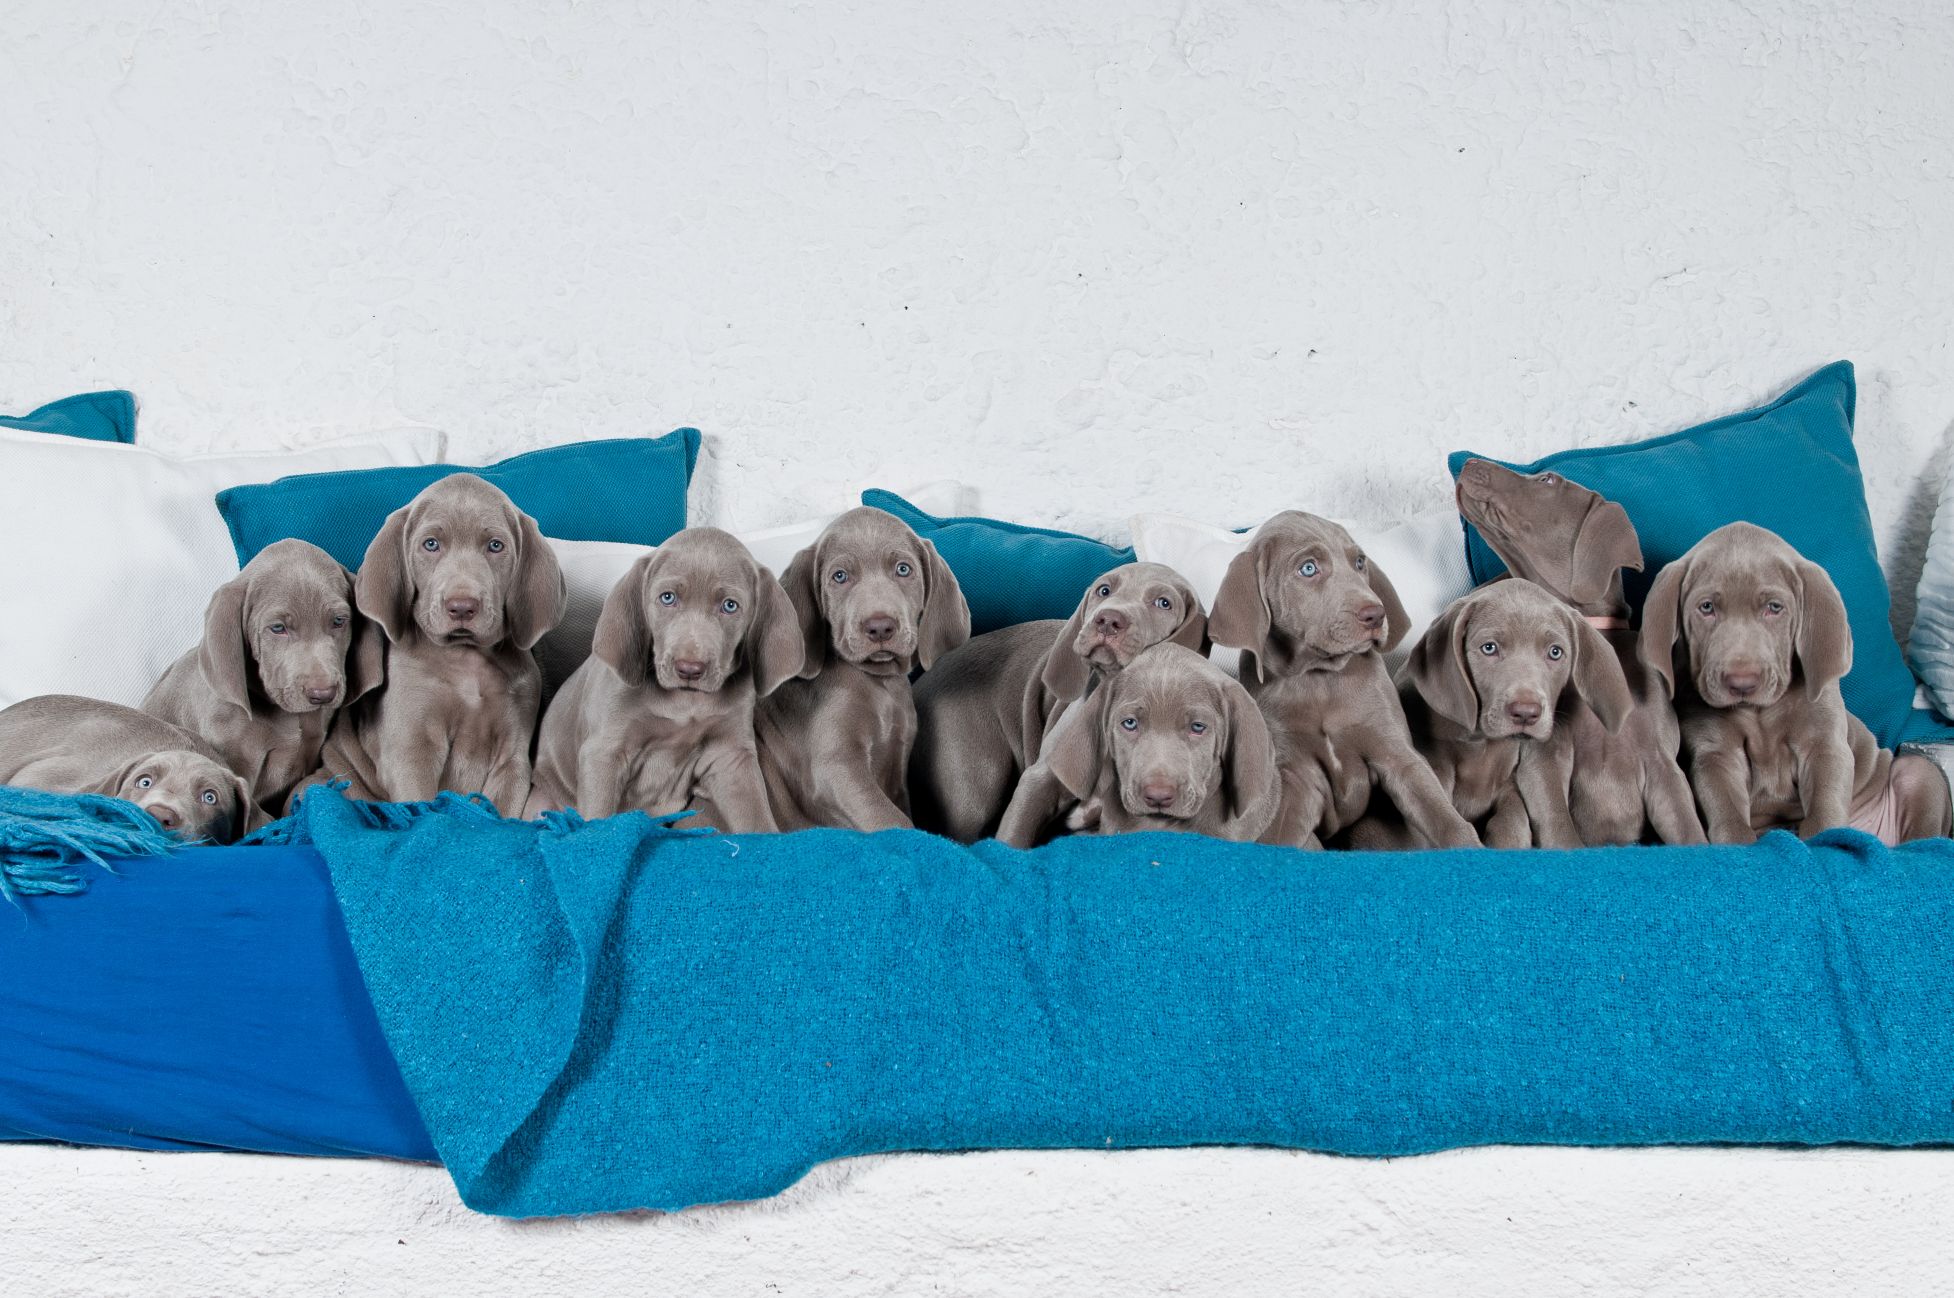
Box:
[0,695,255,843]
[1640,522,1950,844]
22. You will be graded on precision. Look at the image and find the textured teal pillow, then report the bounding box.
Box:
[1449,362,1949,747]
[219,430,701,570]
[0,390,136,443]
[861,489,1135,635]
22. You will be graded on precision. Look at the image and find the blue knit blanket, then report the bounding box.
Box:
[275,787,1954,1218]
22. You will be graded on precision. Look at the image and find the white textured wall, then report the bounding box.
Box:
[9,0,1954,1289]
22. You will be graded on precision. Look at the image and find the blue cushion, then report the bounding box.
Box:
[862,489,1135,635]
[1449,362,1950,748]
[0,390,136,443]
[218,429,701,569]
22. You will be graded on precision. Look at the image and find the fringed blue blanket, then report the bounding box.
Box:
[7,784,1954,1217]
[0,786,177,901]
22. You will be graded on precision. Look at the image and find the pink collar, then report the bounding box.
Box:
[1585,615,1630,630]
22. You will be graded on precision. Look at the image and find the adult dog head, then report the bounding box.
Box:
[779,507,970,677]
[1209,511,1409,680]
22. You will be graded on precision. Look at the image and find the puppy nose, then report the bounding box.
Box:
[1141,779,1178,811]
[445,597,479,623]
[1506,698,1543,727]
[864,616,897,644]
[1355,603,1385,630]
[1093,610,1128,638]
[1723,669,1761,698]
[303,681,337,706]
[673,658,707,682]
[144,804,179,832]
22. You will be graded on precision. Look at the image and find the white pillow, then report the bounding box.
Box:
[0,428,446,710]
[1910,466,1954,720]
[540,481,973,696]
[1128,508,1474,675]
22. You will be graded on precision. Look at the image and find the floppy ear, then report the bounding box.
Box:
[1208,545,1272,682]
[347,609,388,702]
[1401,598,1480,731]
[84,755,148,800]
[1364,557,1413,654]
[1168,584,1211,655]
[778,544,829,679]
[1043,687,1113,801]
[222,772,264,843]
[915,537,971,669]
[592,552,659,687]
[1567,499,1644,605]
[1565,610,1634,732]
[1217,681,1279,840]
[1636,556,1689,699]
[198,573,254,712]
[1039,586,1095,701]
[506,511,567,651]
[746,566,807,697]
[355,505,416,642]
[1793,558,1852,697]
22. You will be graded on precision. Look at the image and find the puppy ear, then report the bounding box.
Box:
[1566,610,1634,732]
[1402,598,1480,731]
[1793,557,1852,696]
[778,544,829,679]
[85,755,148,800]
[1364,555,1412,654]
[1208,545,1272,682]
[347,609,388,702]
[592,552,658,686]
[225,772,264,843]
[355,505,416,642]
[916,537,970,670]
[1218,680,1279,840]
[507,512,567,651]
[1043,686,1113,801]
[1568,499,1643,604]
[198,573,254,712]
[747,566,807,697]
[1168,584,1211,655]
[1636,556,1689,699]
[1040,585,1095,701]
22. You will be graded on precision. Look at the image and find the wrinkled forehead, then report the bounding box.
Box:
[144,750,227,785]
[246,562,353,616]
[1257,512,1358,562]
[1464,585,1566,643]
[818,508,923,564]
[653,530,758,585]
[1684,534,1798,597]
[408,475,520,531]
[1094,562,1189,601]
[1117,646,1224,698]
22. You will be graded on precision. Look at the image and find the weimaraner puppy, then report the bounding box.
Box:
[1640,522,1950,844]
[1014,643,1279,842]
[1207,511,1478,851]
[1455,459,1706,845]
[1391,580,1633,849]
[310,474,566,813]
[912,561,1207,843]
[0,695,254,843]
[527,528,803,829]
[756,506,970,831]
[143,539,385,818]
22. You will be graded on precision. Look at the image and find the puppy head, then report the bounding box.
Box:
[1455,459,1643,606]
[357,474,567,651]
[1044,643,1277,834]
[592,528,804,695]
[1208,512,1409,681]
[101,751,252,845]
[1637,522,1850,709]
[1042,562,1209,700]
[778,507,970,677]
[1403,580,1632,741]
[199,539,383,716]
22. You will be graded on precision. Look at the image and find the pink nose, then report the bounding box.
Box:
[1141,779,1178,811]
[864,616,897,644]
[1355,603,1385,630]
[304,682,337,706]
[1093,610,1128,638]
[446,597,479,623]
[1723,670,1761,698]
[1506,698,1542,727]
[673,658,706,682]
[144,803,179,832]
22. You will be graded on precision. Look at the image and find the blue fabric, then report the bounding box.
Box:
[1448,362,1952,748]
[0,390,136,443]
[0,785,179,901]
[0,842,434,1160]
[216,429,702,570]
[862,488,1135,635]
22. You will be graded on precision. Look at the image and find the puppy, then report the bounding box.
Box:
[914,561,1207,843]
[143,539,384,818]
[1640,522,1950,844]
[756,506,970,830]
[0,695,253,843]
[1455,459,1705,845]
[311,474,566,812]
[1394,580,1633,848]
[1207,511,1478,850]
[527,528,803,829]
[1028,643,1278,841]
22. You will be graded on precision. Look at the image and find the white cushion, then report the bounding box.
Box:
[1910,466,1954,719]
[1128,508,1474,675]
[0,428,446,710]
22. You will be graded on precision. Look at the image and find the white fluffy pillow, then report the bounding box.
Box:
[0,428,445,710]
[1128,508,1474,675]
[540,481,973,696]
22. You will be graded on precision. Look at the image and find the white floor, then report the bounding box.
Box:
[8,1143,1951,1296]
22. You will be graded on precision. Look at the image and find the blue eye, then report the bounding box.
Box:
[201,790,218,805]
[658,591,676,606]
[422,538,440,553]
[268,623,288,636]
[1155,597,1172,610]
[1189,721,1207,735]
[1120,717,1139,731]
[1097,584,1112,598]
[1548,644,1564,660]
[721,598,740,614]
[831,570,849,585]
[487,539,505,554]
[1479,641,1498,656]
[136,776,153,789]
[895,562,913,578]
[1299,560,1318,577]
[1354,555,1367,571]
[331,615,348,629]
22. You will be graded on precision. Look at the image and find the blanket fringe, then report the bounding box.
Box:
[246,784,717,849]
[0,786,178,903]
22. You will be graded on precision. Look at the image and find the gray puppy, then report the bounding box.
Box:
[527,528,803,828]
[144,539,384,817]
[0,695,254,843]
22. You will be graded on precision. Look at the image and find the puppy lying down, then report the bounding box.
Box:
[0,695,254,843]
